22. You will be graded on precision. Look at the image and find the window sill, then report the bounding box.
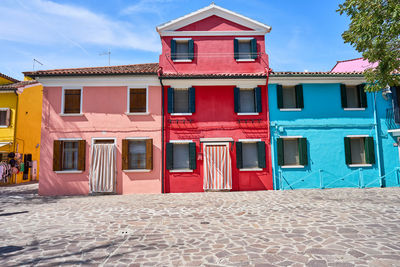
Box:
[171,113,192,116]
[0,126,10,128]
[281,165,306,169]
[125,112,149,115]
[55,170,84,174]
[279,108,302,112]
[237,112,259,116]
[343,108,366,111]
[169,169,193,173]
[123,169,151,173]
[348,164,372,168]
[236,59,255,62]
[60,113,84,117]
[239,168,263,171]
[173,59,193,62]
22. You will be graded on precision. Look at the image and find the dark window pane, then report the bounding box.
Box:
[64,89,81,114]
[0,111,6,125]
[240,89,255,113]
[130,88,147,113]
[283,139,299,165]
[176,41,189,60]
[173,143,189,169]
[128,140,147,169]
[242,143,258,168]
[238,40,251,59]
[350,138,366,164]
[174,89,189,113]
[346,86,360,108]
[282,87,297,108]
[62,141,78,170]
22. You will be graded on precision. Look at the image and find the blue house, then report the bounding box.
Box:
[268,70,400,190]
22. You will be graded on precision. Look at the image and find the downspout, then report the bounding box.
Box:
[158,67,165,193]
[265,68,275,189]
[373,92,384,186]
[13,89,19,184]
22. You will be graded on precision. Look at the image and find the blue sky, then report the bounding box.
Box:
[0,0,360,80]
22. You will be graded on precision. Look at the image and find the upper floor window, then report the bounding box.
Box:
[53,139,86,172]
[277,84,304,110]
[171,39,194,61]
[344,136,375,166]
[234,38,257,61]
[341,84,367,109]
[277,137,308,168]
[167,87,195,115]
[234,87,262,114]
[62,88,82,115]
[0,108,11,127]
[128,88,147,114]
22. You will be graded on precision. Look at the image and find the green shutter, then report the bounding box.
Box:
[189,142,197,170]
[170,39,176,60]
[166,143,173,170]
[167,87,174,113]
[234,87,240,113]
[255,87,262,113]
[295,84,304,109]
[188,39,194,61]
[344,137,352,165]
[234,39,239,60]
[358,84,367,108]
[365,137,375,164]
[298,138,308,166]
[236,142,243,169]
[340,84,347,108]
[277,85,283,109]
[257,141,266,168]
[189,87,195,113]
[277,138,284,166]
[251,38,258,59]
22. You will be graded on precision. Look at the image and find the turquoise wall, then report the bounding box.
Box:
[269,83,400,190]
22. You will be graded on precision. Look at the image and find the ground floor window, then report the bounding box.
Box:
[344,136,375,165]
[53,140,86,171]
[236,141,266,170]
[277,137,308,167]
[122,139,153,170]
[166,141,196,171]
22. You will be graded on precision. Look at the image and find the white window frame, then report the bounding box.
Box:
[169,139,193,173]
[0,108,10,128]
[171,87,192,116]
[123,137,152,172]
[235,37,255,62]
[61,87,83,116]
[346,135,373,167]
[126,86,149,115]
[238,139,262,171]
[173,38,193,62]
[279,136,306,169]
[55,137,84,174]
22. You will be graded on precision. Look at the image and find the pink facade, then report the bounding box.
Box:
[331,57,378,72]
[39,83,162,196]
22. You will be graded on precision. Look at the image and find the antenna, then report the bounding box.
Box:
[33,58,43,71]
[99,49,111,66]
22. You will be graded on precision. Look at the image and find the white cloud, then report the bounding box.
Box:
[121,0,172,16]
[0,0,161,53]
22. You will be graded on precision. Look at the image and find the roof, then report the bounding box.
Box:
[24,63,159,77]
[271,71,364,77]
[0,73,19,83]
[331,58,378,73]
[156,3,271,36]
[0,80,40,91]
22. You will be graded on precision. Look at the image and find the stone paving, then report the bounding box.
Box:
[1,183,400,267]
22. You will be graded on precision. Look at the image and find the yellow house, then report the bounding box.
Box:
[0,73,42,184]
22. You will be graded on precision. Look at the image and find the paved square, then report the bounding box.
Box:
[1,183,400,266]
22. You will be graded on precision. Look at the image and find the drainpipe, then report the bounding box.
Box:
[265,68,277,190]
[13,89,19,184]
[373,92,384,186]
[158,67,165,193]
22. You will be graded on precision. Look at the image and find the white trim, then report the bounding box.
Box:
[235,37,254,40]
[169,140,193,144]
[160,31,267,36]
[125,112,150,115]
[35,76,159,87]
[0,126,9,128]
[91,137,117,145]
[348,164,372,168]
[346,135,369,138]
[238,139,261,142]
[169,169,193,173]
[55,171,84,174]
[123,169,151,173]
[237,112,259,116]
[279,136,303,139]
[236,59,256,62]
[59,138,83,141]
[125,137,151,140]
[280,108,302,112]
[269,77,366,86]
[61,87,83,115]
[203,142,230,146]
[127,86,148,114]
[173,38,192,41]
[343,108,366,111]
[239,168,263,171]
[200,137,233,142]
[59,113,84,117]
[163,79,265,88]
[281,165,306,169]
[171,113,193,116]
[388,129,400,136]
[173,59,193,63]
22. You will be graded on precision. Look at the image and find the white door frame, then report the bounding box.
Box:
[202,142,231,190]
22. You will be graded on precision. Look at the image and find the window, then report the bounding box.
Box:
[344,136,375,166]
[122,139,153,170]
[341,84,367,109]
[277,137,308,167]
[277,84,304,110]
[391,86,400,123]
[63,88,82,114]
[166,142,196,171]
[234,87,262,114]
[171,39,194,61]
[167,87,195,114]
[53,140,86,171]
[236,141,266,170]
[129,88,147,113]
[0,108,11,127]
[234,38,257,60]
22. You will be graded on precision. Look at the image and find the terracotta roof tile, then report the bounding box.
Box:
[0,80,40,91]
[0,73,19,83]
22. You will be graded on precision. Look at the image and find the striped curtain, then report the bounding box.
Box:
[204,145,232,190]
[89,144,116,193]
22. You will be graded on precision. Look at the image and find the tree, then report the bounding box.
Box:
[337,0,400,91]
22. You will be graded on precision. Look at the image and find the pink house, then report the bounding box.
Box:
[25,64,162,195]
[331,57,378,72]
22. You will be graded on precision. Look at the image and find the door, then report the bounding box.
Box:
[203,143,232,191]
[89,139,116,193]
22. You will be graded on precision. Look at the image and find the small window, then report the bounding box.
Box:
[234,38,257,60]
[344,137,375,165]
[341,84,367,109]
[236,141,266,169]
[129,88,147,113]
[122,139,153,170]
[238,40,251,60]
[0,109,10,127]
[242,143,258,168]
[62,141,79,170]
[234,87,262,114]
[277,85,304,110]
[63,89,81,114]
[53,140,86,171]
[171,39,194,61]
[168,87,195,114]
[277,138,308,167]
[166,142,196,170]
[173,143,189,170]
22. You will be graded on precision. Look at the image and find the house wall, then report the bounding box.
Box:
[164,85,273,193]
[0,92,17,152]
[39,84,162,196]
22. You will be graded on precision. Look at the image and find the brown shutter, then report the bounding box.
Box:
[130,88,147,113]
[64,89,81,114]
[77,140,86,171]
[146,139,153,170]
[122,139,129,170]
[53,140,62,171]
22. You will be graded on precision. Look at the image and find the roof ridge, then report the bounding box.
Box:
[25,63,158,73]
[0,72,20,83]
[335,57,364,63]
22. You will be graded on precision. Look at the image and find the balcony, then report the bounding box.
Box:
[386,107,400,135]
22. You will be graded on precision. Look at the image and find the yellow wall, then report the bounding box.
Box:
[0,92,17,148]
[0,77,14,85]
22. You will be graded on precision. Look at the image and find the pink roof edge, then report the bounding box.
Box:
[331,57,378,73]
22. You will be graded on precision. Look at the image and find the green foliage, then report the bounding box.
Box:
[337,0,400,92]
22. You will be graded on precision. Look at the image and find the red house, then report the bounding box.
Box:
[157,4,273,193]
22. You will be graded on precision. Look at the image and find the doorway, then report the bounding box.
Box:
[203,142,232,191]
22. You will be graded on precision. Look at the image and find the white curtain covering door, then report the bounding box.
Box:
[204,145,232,190]
[89,144,116,193]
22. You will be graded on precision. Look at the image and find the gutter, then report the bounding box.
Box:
[158,68,165,194]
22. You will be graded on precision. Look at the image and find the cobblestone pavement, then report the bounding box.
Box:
[1,184,400,267]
